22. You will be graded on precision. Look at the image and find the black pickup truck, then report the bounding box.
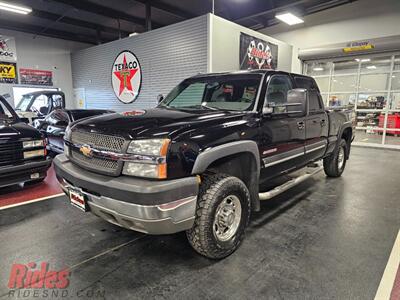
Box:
[54,70,354,259]
[0,96,51,188]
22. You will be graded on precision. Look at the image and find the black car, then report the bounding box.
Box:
[0,96,51,188]
[35,109,114,154]
[54,70,354,259]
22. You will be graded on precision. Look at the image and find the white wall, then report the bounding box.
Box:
[0,29,89,107]
[260,0,400,72]
[210,15,293,73]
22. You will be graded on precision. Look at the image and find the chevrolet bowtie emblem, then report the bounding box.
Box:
[80,145,93,158]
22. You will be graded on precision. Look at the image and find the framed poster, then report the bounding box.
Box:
[0,61,18,84]
[0,35,17,62]
[240,33,278,70]
[20,68,53,86]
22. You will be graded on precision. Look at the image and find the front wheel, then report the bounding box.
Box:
[186,174,251,259]
[323,139,348,177]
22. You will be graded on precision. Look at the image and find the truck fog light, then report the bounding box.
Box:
[123,162,166,179]
[24,149,45,159]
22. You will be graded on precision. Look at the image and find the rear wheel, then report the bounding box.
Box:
[323,139,348,177]
[186,174,251,259]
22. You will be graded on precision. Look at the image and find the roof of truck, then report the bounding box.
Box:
[190,69,308,78]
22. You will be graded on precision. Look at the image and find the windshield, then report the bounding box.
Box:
[160,74,262,111]
[0,98,17,122]
[16,95,33,111]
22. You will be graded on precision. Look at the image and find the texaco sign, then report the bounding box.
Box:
[112,51,142,103]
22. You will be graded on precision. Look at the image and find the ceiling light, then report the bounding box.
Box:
[366,65,377,69]
[355,58,371,62]
[129,32,139,37]
[275,13,304,25]
[0,1,31,14]
[313,67,324,71]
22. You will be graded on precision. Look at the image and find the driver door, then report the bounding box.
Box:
[259,74,306,182]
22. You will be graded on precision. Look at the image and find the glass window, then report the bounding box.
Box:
[162,75,261,111]
[314,77,330,92]
[360,56,392,73]
[294,76,316,90]
[305,62,331,76]
[265,75,293,105]
[359,73,389,92]
[329,93,356,107]
[31,95,49,112]
[333,59,359,75]
[357,93,387,110]
[391,74,400,91]
[394,56,400,71]
[309,91,323,112]
[331,75,357,92]
[389,92,400,110]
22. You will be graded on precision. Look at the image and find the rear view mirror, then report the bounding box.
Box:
[286,89,307,116]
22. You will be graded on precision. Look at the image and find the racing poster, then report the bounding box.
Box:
[20,68,53,86]
[0,61,18,84]
[239,33,278,70]
[0,35,17,62]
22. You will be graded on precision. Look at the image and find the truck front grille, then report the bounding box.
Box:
[71,130,125,153]
[0,140,23,166]
[69,130,126,175]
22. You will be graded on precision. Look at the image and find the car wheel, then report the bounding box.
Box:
[186,173,251,259]
[323,139,348,177]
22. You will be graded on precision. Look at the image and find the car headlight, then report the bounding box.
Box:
[23,140,44,149]
[123,139,170,179]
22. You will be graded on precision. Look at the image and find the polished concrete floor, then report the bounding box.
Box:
[0,147,399,299]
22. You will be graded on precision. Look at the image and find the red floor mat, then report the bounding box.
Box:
[0,164,63,208]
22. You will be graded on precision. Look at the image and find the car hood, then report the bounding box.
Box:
[71,107,251,140]
[0,120,42,140]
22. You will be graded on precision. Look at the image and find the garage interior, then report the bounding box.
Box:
[0,0,400,299]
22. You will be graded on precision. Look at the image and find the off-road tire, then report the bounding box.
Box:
[186,174,251,259]
[323,139,348,177]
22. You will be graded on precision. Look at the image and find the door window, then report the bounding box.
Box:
[265,75,293,106]
[308,90,323,113]
[31,95,49,112]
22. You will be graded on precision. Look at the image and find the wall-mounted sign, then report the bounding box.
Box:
[111,50,142,104]
[240,33,278,70]
[20,68,53,86]
[343,41,375,53]
[0,35,17,62]
[0,61,17,84]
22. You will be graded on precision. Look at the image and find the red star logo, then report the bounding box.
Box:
[113,54,138,96]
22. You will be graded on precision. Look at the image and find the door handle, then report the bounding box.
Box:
[297,121,305,130]
[321,119,326,126]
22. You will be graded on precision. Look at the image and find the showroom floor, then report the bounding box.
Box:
[0,147,399,299]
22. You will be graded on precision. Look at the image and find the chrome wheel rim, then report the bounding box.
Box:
[338,146,345,170]
[213,195,242,242]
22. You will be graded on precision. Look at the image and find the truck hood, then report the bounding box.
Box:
[0,121,42,140]
[71,107,251,139]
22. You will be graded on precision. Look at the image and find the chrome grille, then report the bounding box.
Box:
[70,148,119,174]
[71,130,125,153]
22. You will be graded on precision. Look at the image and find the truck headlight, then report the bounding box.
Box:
[23,140,44,148]
[123,139,170,179]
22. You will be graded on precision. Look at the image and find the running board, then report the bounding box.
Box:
[258,163,323,201]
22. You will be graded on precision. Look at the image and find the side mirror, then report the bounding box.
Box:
[157,94,164,103]
[286,89,307,116]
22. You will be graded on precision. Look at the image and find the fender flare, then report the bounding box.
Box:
[191,140,260,175]
[191,140,261,211]
[336,122,353,157]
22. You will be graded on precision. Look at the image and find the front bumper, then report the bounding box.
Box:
[54,154,199,235]
[0,158,52,188]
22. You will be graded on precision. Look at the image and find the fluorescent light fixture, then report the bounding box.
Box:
[355,58,371,62]
[275,13,304,25]
[0,1,32,14]
[366,65,377,69]
[129,32,139,37]
[313,67,324,71]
